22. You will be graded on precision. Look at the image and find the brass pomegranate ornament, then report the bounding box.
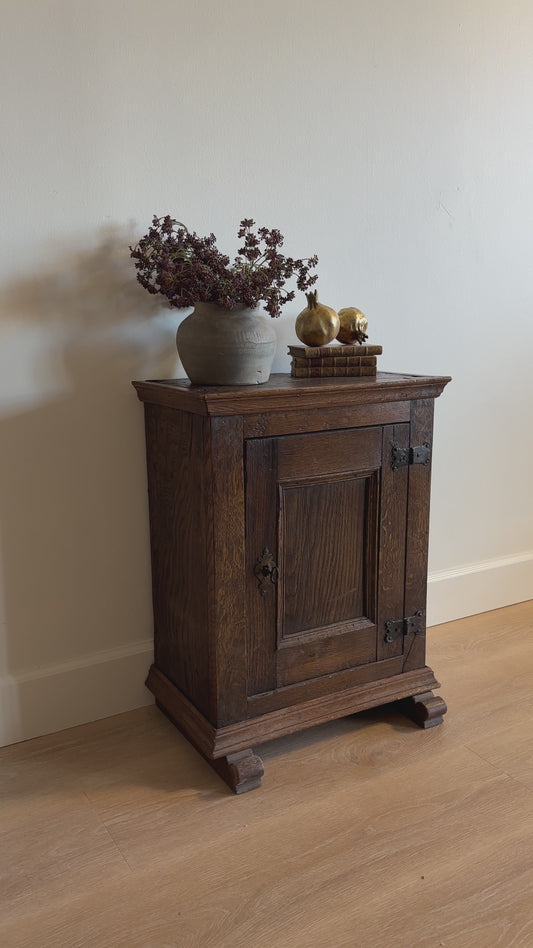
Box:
[295,290,340,347]
[336,307,368,345]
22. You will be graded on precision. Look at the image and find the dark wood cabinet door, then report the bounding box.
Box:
[245,424,410,698]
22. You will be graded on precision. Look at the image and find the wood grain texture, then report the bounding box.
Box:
[146,662,440,760]
[403,398,435,672]
[276,620,376,686]
[243,399,410,437]
[244,438,278,696]
[205,416,247,726]
[273,427,383,688]
[396,690,448,728]
[212,666,440,757]
[1,601,532,948]
[136,375,450,792]
[134,372,451,416]
[212,749,264,795]
[376,422,409,662]
[246,654,405,715]
[144,405,211,718]
[276,425,382,479]
[278,475,368,637]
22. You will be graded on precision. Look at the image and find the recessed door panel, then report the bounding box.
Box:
[245,425,409,699]
[278,472,376,639]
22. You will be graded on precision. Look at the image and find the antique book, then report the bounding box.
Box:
[291,355,377,368]
[290,365,377,378]
[288,344,383,359]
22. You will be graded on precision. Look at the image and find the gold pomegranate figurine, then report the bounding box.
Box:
[295,290,340,347]
[336,307,368,345]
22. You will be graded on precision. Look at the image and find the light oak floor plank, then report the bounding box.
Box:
[1,601,532,947]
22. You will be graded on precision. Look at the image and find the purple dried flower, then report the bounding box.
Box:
[130,216,318,318]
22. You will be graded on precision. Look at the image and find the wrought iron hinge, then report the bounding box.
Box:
[391,442,431,471]
[384,610,425,644]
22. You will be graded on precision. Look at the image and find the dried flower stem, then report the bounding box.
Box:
[130,216,318,318]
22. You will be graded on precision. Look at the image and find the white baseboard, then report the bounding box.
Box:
[427,551,533,626]
[1,554,531,747]
[0,639,154,748]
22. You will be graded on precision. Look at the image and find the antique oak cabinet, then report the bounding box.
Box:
[133,372,450,793]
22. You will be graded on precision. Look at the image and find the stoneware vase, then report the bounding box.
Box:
[176,302,277,385]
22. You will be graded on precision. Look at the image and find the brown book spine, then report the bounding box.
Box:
[288,344,382,358]
[291,356,377,368]
[290,365,377,378]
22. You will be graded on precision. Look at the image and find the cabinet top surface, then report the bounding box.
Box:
[133,372,451,416]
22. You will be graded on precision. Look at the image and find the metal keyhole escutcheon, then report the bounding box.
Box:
[254,548,279,596]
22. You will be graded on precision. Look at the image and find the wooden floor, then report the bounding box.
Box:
[1,602,532,948]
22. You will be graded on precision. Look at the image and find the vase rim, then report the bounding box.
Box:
[193,301,263,315]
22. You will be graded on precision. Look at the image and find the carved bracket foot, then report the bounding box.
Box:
[212,749,264,794]
[396,691,447,729]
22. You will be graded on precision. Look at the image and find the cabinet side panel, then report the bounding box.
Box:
[145,405,210,718]
[207,416,248,726]
[403,399,435,672]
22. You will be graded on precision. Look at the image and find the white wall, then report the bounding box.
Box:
[1,0,532,745]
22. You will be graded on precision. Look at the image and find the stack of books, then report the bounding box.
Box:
[289,344,382,378]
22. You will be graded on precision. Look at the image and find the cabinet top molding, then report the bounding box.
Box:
[133,372,451,417]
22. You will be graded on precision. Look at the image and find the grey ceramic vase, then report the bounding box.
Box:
[176,303,277,385]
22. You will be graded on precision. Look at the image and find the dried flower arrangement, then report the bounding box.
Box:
[130,216,318,318]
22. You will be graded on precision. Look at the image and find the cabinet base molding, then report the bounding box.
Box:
[146,664,445,793]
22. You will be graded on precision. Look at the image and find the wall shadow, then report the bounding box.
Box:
[0,225,185,737]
